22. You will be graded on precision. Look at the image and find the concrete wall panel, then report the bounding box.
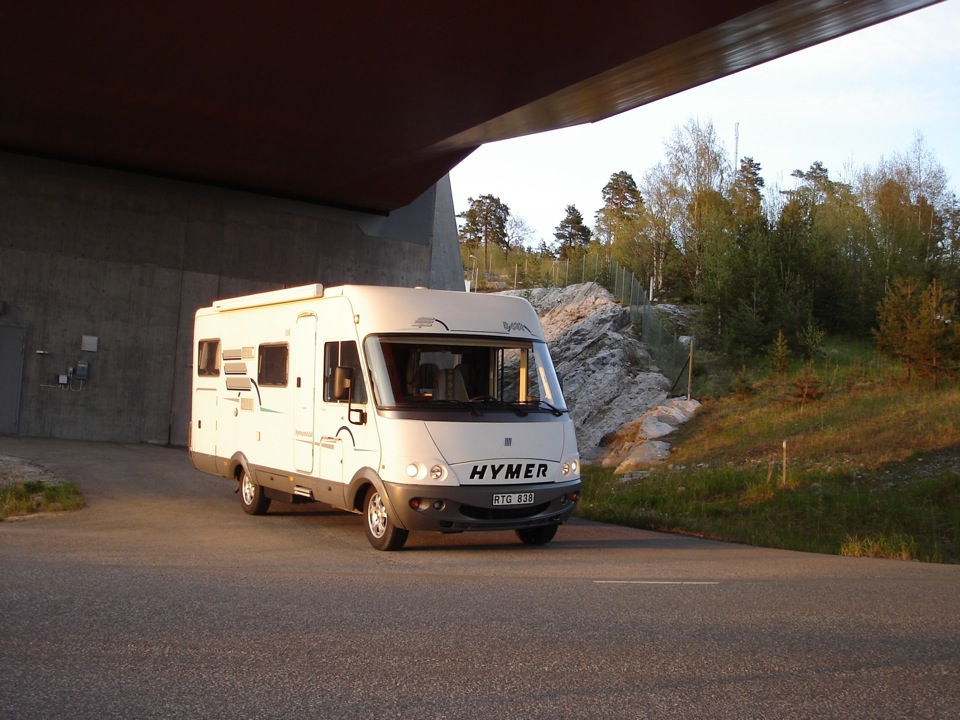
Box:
[0,152,462,444]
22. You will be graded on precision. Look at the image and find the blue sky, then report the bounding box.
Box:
[449,0,960,246]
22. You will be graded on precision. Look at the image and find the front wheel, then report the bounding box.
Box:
[363,486,408,551]
[240,468,271,515]
[515,524,558,546]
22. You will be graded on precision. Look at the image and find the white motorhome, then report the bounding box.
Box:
[189,283,580,550]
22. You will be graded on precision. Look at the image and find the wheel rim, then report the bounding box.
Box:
[367,491,388,538]
[241,472,255,505]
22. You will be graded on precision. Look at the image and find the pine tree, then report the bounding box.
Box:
[874,277,922,379]
[767,330,792,376]
[911,279,959,384]
[457,194,510,276]
[874,277,960,383]
[554,205,592,261]
[594,171,643,269]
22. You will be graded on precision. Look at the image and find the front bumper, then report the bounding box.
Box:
[385,479,581,532]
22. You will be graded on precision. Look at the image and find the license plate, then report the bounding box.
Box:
[492,492,535,506]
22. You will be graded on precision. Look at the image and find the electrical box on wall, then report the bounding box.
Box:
[76,361,89,380]
[81,335,98,352]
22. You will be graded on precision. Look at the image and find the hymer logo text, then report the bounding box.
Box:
[470,463,548,480]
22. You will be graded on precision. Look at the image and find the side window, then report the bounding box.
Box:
[197,339,220,377]
[324,341,367,403]
[258,344,288,387]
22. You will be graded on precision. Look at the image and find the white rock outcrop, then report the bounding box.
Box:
[595,398,701,473]
[501,283,696,467]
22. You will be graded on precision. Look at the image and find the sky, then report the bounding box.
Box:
[449,0,960,246]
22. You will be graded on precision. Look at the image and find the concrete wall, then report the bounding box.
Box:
[0,152,463,445]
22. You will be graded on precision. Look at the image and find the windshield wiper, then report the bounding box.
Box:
[538,400,566,417]
[471,396,528,417]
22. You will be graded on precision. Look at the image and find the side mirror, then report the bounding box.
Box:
[333,366,353,401]
[334,366,367,425]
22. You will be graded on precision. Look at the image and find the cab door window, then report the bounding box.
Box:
[324,341,366,403]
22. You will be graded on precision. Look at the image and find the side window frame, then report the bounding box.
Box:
[197,338,221,377]
[258,343,289,387]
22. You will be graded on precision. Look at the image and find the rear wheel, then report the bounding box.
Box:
[363,486,408,551]
[240,468,271,515]
[515,524,558,545]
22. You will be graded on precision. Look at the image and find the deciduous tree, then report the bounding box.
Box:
[638,163,680,297]
[662,118,730,297]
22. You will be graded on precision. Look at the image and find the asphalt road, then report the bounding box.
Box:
[1,438,958,719]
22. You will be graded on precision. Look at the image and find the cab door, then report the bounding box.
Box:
[314,301,378,489]
[320,338,378,484]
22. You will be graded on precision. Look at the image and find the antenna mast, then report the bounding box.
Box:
[733,122,740,176]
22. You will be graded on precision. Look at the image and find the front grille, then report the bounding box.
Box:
[459,502,550,520]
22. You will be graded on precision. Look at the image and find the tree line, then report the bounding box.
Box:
[458,119,960,376]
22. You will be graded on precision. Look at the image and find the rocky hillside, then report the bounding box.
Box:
[500,283,699,471]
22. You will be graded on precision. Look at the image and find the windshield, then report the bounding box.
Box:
[363,335,567,413]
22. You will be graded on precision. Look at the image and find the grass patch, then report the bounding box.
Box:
[576,337,960,563]
[841,533,917,560]
[0,479,84,521]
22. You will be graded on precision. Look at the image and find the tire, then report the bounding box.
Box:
[240,468,271,515]
[363,485,408,551]
[515,524,558,546]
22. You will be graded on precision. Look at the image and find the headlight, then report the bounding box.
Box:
[404,462,448,482]
[562,458,580,476]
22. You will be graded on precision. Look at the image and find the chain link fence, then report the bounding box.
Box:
[606,259,689,386]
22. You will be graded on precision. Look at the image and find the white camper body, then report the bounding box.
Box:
[189,284,580,550]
